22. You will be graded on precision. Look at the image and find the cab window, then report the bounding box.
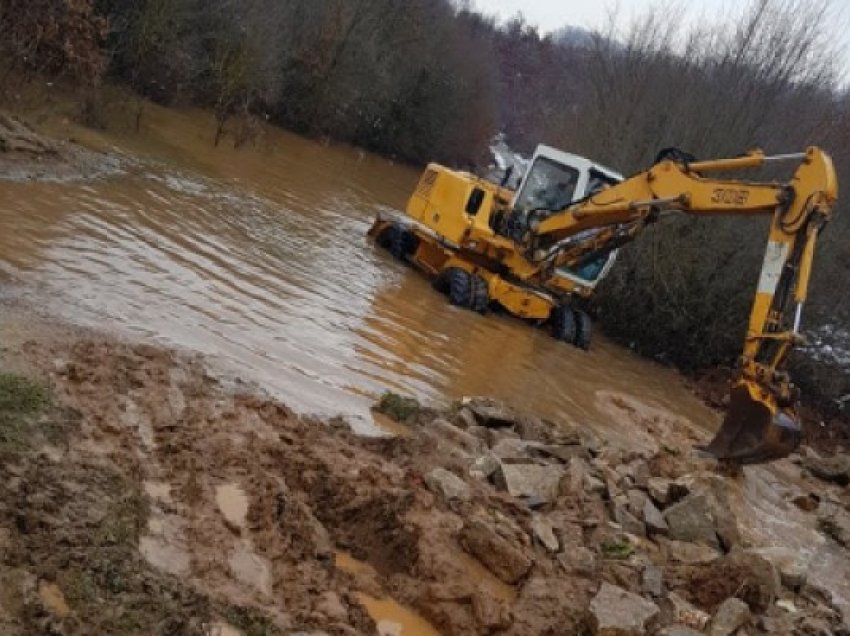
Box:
[514,158,580,213]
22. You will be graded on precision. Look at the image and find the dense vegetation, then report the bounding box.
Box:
[0,0,847,414]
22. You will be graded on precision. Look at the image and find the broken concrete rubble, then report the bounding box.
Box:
[590,582,660,635]
[493,460,564,502]
[425,467,471,502]
[662,494,719,548]
[707,597,751,636]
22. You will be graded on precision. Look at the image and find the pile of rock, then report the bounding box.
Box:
[413,397,850,635]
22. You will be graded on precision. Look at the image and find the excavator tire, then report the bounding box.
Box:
[550,305,578,343]
[573,310,592,350]
[376,224,398,250]
[390,226,418,260]
[469,276,489,313]
[446,268,472,307]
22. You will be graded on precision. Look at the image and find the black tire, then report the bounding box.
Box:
[573,309,592,350]
[550,305,578,343]
[376,224,398,250]
[390,226,418,260]
[446,268,472,307]
[469,275,489,313]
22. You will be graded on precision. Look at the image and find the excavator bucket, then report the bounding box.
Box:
[699,383,802,465]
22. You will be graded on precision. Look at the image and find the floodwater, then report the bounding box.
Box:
[1,104,848,627]
[0,104,720,441]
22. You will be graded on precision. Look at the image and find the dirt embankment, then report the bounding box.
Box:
[0,111,121,181]
[1,311,849,636]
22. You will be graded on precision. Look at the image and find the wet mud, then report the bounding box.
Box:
[0,310,849,635]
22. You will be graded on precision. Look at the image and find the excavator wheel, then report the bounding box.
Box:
[390,226,418,261]
[446,268,473,308]
[469,276,489,313]
[573,310,592,350]
[376,224,398,250]
[550,305,578,343]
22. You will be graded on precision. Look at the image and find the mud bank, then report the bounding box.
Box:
[0,111,122,182]
[0,306,849,636]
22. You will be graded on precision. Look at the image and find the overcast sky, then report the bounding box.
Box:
[473,0,850,77]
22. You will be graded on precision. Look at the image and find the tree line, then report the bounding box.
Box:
[0,0,847,416]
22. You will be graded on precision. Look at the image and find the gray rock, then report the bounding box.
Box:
[428,418,488,455]
[707,597,751,636]
[818,503,850,548]
[454,406,478,430]
[802,454,850,486]
[663,494,719,548]
[460,519,532,584]
[531,515,559,552]
[643,499,669,536]
[641,565,663,597]
[749,547,808,590]
[534,444,590,463]
[490,437,532,459]
[494,461,564,502]
[462,397,520,428]
[469,453,500,481]
[626,459,651,488]
[589,583,660,635]
[647,477,690,507]
[659,538,721,564]
[627,489,649,516]
[658,628,702,636]
[668,592,710,631]
[424,468,471,502]
[557,546,597,576]
[614,503,646,536]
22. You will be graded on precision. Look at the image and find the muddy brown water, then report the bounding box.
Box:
[0,105,720,440]
[1,105,849,627]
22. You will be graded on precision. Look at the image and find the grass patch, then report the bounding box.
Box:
[0,372,51,451]
[374,391,421,422]
[0,372,49,413]
[600,539,634,559]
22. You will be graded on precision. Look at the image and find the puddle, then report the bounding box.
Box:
[357,594,441,636]
[216,483,249,529]
[335,551,380,579]
[336,552,441,635]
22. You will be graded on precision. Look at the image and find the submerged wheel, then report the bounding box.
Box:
[574,309,592,350]
[469,275,489,313]
[550,305,578,343]
[390,226,418,260]
[445,268,472,307]
[376,224,398,250]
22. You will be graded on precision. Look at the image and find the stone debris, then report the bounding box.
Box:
[424,467,471,502]
[643,498,669,536]
[802,453,850,486]
[750,547,808,590]
[493,461,564,502]
[707,597,751,636]
[589,582,660,635]
[662,494,719,548]
[818,503,850,548]
[641,564,664,597]
[658,538,721,564]
[530,515,559,552]
[668,592,710,631]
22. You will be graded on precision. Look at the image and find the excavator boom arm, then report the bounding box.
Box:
[525,147,838,464]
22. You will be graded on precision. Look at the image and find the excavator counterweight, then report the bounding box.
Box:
[369,144,838,465]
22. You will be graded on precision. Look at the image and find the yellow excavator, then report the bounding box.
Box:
[369,145,838,464]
